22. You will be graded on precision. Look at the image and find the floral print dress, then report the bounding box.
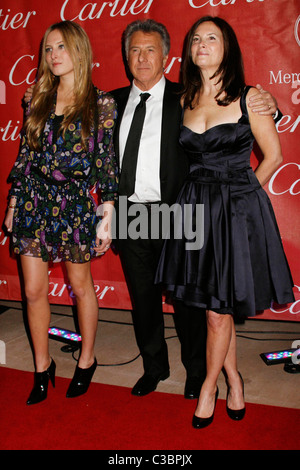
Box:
[9,87,118,263]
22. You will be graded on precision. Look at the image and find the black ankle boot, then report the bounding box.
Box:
[27,359,56,405]
[66,358,97,398]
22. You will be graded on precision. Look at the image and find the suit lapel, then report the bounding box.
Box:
[160,80,182,198]
[161,80,178,158]
[111,86,131,167]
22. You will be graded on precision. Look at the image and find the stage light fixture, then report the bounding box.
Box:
[48,326,82,345]
[260,348,296,365]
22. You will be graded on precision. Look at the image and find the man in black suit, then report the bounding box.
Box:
[111,19,279,398]
[112,20,207,398]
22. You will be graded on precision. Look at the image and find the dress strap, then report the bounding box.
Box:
[240,85,253,117]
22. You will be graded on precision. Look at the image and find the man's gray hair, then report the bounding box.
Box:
[123,19,170,58]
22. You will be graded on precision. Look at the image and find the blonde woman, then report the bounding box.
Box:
[4,21,118,404]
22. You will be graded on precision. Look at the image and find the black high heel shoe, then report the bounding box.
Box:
[226,372,246,421]
[26,359,56,405]
[192,387,219,429]
[66,358,97,398]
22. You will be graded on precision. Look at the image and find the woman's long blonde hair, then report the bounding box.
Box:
[25,20,96,150]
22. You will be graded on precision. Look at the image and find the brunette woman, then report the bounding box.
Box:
[156,17,294,427]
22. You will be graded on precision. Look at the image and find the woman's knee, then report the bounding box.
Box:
[70,281,89,299]
[20,256,49,303]
[24,283,49,304]
[66,265,94,300]
[206,310,230,332]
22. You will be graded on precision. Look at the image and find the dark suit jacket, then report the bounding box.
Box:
[111,79,189,206]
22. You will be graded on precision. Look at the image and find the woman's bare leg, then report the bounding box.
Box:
[194,310,232,418]
[194,311,244,418]
[65,261,98,368]
[20,255,51,372]
[223,317,245,410]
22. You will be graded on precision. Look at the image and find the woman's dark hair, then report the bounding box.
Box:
[181,16,245,109]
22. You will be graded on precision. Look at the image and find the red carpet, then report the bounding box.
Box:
[0,367,298,451]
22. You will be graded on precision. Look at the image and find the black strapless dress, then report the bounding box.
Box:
[155,87,294,318]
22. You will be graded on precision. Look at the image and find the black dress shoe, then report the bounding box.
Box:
[66,358,97,398]
[184,376,204,399]
[131,371,170,396]
[192,387,219,429]
[27,359,56,405]
[226,372,246,420]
